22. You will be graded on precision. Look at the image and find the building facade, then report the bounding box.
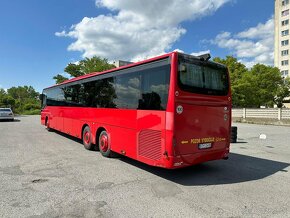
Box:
[275,0,290,78]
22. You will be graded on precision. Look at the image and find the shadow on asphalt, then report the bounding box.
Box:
[50,130,289,186]
[119,153,289,186]
[0,119,20,122]
[51,130,99,150]
[234,141,248,144]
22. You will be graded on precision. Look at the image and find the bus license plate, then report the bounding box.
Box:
[198,143,212,150]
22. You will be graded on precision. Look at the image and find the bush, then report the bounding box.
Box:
[22,109,41,115]
[23,103,40,111]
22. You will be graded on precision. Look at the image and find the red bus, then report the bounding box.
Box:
[40,52,231,169]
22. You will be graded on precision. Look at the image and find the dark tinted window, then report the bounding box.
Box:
[0,108,11,112]
[115,73,141,109]
[45,88,66,106]
[138,65,170,110]
[43,61,170,110]
[63,84,84,106]
[83,77,116,108]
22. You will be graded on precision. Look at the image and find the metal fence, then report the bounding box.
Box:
[232,108,290,120]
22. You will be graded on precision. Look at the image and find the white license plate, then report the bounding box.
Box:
[198,143,212,149]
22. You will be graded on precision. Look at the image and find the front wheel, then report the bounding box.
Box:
[98,131,112,157]
[82,126,94,150]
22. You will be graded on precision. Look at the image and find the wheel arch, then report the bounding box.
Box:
[45,116,49,126]
[96,127,107,147]
[81,124,89,140]
[81,123,99,144]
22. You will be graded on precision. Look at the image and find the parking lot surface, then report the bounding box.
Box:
[0,116,290,218]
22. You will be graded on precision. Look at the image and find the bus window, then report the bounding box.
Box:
[139,65,170,110]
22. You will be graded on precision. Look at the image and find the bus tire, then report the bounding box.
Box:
[82,126,94,150]
[99,131,112,157]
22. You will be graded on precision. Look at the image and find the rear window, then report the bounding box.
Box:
[0,108,12,112]
[178,55,229,96]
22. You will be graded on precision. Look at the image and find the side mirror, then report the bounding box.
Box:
[39,94,44,101]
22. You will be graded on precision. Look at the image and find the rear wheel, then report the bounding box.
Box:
[98,131,112,157]
[82,126,94,150]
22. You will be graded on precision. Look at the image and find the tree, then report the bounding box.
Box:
[213,57,286,108]
[53,56,116,84]
[0,88,6,97]
[274,77,290,108]
[0,95,15,109]
[6,86,40,114]
[213,56,248,107]
[249,64,282,107]
[213,56,247,84]
[53,74,68,84]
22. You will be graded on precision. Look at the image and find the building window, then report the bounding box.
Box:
[281,60,289,66]
[282,9,289,17]
[282,50,289,56]
[282,0,290,6]
[281,70,289,77]
[282,30,289,36]
[282,19,289,26]
[282,40,289,46]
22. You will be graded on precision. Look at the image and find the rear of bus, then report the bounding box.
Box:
[170,52,231,168]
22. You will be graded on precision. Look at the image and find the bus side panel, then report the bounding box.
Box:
[48,107,57,130]
[109,126,137,158]
[136,110,167,167]
[94,109,138,158]
[63,107,73,135]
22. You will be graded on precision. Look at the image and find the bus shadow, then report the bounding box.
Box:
[52,130,99,150]
[52,130,82,143]
[120,153,289,186]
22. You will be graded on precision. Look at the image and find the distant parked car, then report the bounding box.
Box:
[0,108,14,121]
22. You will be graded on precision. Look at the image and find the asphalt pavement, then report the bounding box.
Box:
[0,116,289,217]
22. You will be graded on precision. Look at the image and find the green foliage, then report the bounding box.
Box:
[274,77,290,108]
[0,86,40,114]
[22,109,41,115]
[53,74,68,84]
[213,56,248,107]
[213,56,289,108]
[54,56,116,84]
[249,64,281,107]
[213,56,247,84]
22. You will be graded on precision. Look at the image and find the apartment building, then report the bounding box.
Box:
[275,0,290,78]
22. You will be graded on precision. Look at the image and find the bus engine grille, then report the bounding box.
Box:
[138,130,162,160]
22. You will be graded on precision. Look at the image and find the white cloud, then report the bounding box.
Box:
[173,49,185,53]
[56,0,231,61]
[211,17,274,67]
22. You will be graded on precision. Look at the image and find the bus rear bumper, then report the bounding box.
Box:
[171,149,229,169]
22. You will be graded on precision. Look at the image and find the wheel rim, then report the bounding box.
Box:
[84,131,90,144]
[100,134,108,152]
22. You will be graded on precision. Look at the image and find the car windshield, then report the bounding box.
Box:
[0,109,11,112]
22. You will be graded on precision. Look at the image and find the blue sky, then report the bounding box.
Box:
[0,0,274,92]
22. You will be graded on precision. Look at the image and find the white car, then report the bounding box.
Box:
[0,108,14,121]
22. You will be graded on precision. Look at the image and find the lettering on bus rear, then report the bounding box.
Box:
[181,137,226,145]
